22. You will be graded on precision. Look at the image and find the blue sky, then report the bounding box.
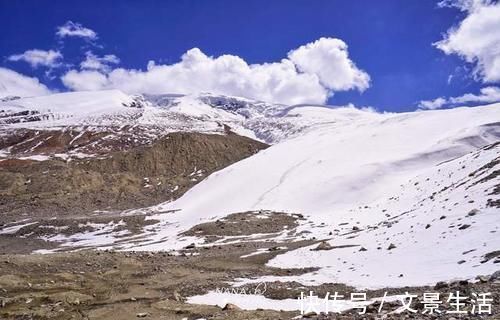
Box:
[1,0,499,112]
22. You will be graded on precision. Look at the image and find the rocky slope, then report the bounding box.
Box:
[0,132,266,223]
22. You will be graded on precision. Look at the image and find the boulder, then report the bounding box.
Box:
[222,303,241,311]
[311,241,333,251]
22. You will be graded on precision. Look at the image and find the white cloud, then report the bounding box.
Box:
[61,38,370,105]
[8,49,62,68]
[434,0,500,82]
[418,86,500,109]
[80,51,120,72]
[288,38,370,92]
[418,97,447,110]
[62,70,109,91]
[450,86,500,103]
[56,21,97,40]
[438,0,484,10]
[0,67,51,98]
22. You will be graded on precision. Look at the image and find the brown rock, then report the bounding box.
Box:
[222,303,241,311]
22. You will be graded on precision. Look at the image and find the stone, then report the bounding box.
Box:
[311,241,333,251]
[222,303,241,311]
[173,291,183,302]
[467,209,479,217]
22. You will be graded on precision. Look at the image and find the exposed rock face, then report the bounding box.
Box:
[0,127,149,156]
[0,131,267,222]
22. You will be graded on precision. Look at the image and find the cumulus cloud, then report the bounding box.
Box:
[0,67,51,98]
[56,21,97,40]
[62,70,108,91]
[418,86,500,109]
[80,51,120,72]
[288,38,370,92]
[8,49,62,68]
[61,37,370,104]
[434,0,500,82]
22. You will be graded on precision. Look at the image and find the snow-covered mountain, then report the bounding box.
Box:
[159,103,499,218]
[0,89,350,140]
[0,89,360,160]
[135,101,499,288]
[1,89,499,289]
